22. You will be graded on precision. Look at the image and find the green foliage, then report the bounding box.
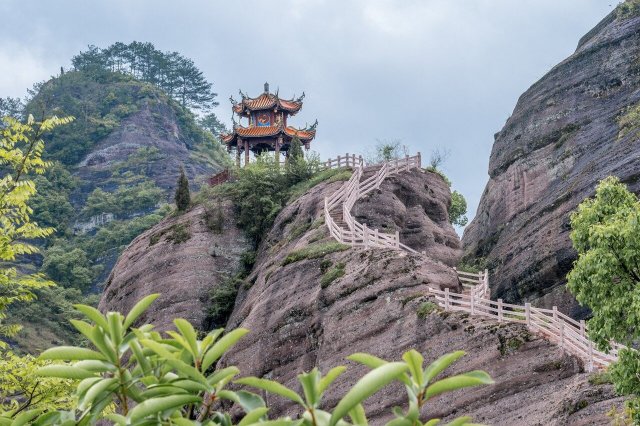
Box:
[7,287,100,354]
[166,222,192,244]
[617,0,640,18]
[42,246,98,290]
[283,242,349,266]
[0,116,72,344]
[617,103,640,140]
[588,370,613,386]
[285,137,312,185]
[83,179,163,218]
[23,296,492,425]
[203,202,225,233]
[0,350,75,416]
[175,167,191,211]
[72,42,218,111]
[567,176,640,422]
[367,139,404,163]
[225,154,346,246]
[449,191,468,227]
[207,276,244,329]
[0,97,24,120]
[30,162,77,233]
[416,302,438,319]
[320,263,346,288]
[198,112,228,137]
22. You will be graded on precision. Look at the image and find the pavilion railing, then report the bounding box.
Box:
[323,153,364,170]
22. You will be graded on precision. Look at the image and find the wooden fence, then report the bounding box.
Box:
[324,154,422,250]
[321,151,624,372]
[428,286,625,371]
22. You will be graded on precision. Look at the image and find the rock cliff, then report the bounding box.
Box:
[99,199,250,331]
[462,9,640,317]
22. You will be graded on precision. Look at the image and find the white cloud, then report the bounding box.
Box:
[0,44,51,98]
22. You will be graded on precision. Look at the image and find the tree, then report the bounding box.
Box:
[198,112,228,137]
[285,137,311,185]
[0,115,72,344]
[21,294,493,424]
[175,167,191,211]
[567,176,640,422]
[0,97,24,120]
[449,190,469,227]
[368,138,405,164]
[429,147,451,170]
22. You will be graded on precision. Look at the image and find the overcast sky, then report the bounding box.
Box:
[0,1,616,225]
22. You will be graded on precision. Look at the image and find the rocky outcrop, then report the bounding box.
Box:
[99,199,250,331]
[462,10,640,317]
[76,100,215,195]
[219,166,621,424]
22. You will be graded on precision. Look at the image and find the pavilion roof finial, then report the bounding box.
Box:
[264,82,270,93]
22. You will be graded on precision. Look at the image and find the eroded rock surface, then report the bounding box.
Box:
[462,11,640,317]
[99,200,250,331]
[219,166,621,424]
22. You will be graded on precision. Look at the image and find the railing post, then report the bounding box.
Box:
[559,322,565,348]
[374,228,379,245]
[525,302,531,327]
[444,288,450,311]
[470,292,475,315]
[588,341,594,372]
[417,152,422,168]
[363,224,368,248]
[405,154,410,171]
[352,153,356,167]
[497,299,503,322]
[338,155,341,168]
[580,320,586,338]
[395,230,400,249]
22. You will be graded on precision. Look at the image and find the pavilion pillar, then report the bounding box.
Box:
[244,139,250,166]
[275,136,282,167]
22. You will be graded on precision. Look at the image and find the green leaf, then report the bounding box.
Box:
[347,353,388,369]
[298,369,320,407]
[235,377,304,405]
[79,377,118,410]
[425,371,493,400]
[129,394,201,421]
[74,304,109,330]
[329,362,408,426]
[423,351,466,384]
[201,328,249,371]
[107,312,123,348]
[402,349,424,386]
[238,407,269,426]
[37,365,95,380]
[208,366,240,386]
[123,293,159,329]
[10,409,43,426]
[424,419,441,426]
[319,366,347,394]
[385,419,414,426]
[348,403,368,426]
[443,416,473,426]
[39,346,106,361]
[173,318,200,359]
[103,413,126,425]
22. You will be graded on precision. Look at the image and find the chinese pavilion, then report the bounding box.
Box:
[221,83,317,166]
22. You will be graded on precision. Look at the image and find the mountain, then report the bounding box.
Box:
[462,8,640,318]
[99,164,622,424]
[10,68,228,352]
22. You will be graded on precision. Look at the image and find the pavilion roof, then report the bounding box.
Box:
[230,90,304,116]
[221,121,317,144]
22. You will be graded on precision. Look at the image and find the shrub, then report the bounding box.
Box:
[175,167,191,211]
[203,203,225,233]
[14,295,493,424]
[320,263,346,288]
[283,242,349,265]
[617,0,640,18]
[207,276,244,329]
[166,222,191,244]
[416,301,438,318]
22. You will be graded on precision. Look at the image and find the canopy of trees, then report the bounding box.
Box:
[71,42,218,111]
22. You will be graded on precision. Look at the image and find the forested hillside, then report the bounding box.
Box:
[5,43,230,352]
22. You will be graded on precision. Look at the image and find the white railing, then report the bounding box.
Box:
[324,154,422,250]
[455,268,490,299]
[428,286,625,371]
[323,153,364,170]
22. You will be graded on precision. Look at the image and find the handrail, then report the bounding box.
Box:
[428,286,624,371]
[321,151,622,371]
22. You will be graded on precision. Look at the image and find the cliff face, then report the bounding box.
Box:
[99,199,250,331]
[462,10,640,317]
[219,168,620,424]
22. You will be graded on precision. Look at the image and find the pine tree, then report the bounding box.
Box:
[175,167,191,211]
